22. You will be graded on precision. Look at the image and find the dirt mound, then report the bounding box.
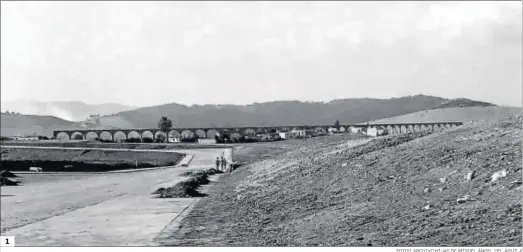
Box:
[167,116,522,246]
[154,168,222,198]
[1,170,17,178]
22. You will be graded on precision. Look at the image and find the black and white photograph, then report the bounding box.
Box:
[0,1,522,249]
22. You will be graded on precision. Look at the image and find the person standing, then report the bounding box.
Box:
[221,157,227,171]
[215,157,220,170]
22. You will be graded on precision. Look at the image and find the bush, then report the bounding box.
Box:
[124,138,142,143]
[155,134,167,143]
[142,137,154,143]
[180,137,198,143]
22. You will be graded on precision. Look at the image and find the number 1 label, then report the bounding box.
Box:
[0,236,15,247]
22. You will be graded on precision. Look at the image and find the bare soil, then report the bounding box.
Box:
[159,116,522,246]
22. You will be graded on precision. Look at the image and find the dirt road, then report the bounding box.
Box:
[1,148,230,246]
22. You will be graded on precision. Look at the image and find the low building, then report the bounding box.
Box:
[12,136,39,141]
[366,127,378,137]
[198,139,216,144]
[279,132,290,139]
[349,126,362,134]
[168,137,181,143]
[328,127,339,134]
[366,127,388,137]
[279,129,308,139]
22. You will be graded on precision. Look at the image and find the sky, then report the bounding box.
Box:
[1,1,522,107]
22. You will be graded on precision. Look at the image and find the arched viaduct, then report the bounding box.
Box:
[53,122,463,141]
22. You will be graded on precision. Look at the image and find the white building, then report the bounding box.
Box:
[168,137,181,143]
[12,136,39,141]
[279,129,307,139]
[328,127,339,134]
[365,127,388,137]
[198,139,217,144]
[366,127,378,137]
[349,126,362,134]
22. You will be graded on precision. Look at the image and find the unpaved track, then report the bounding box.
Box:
[1,147,230,246]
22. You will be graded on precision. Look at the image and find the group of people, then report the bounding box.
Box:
[215,156,230,172]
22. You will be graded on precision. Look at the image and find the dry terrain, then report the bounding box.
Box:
[1,147,185,172]
[2,148,184,165]
[0,141,230,150]
[158,116,522,246]
[1,148,230,246]
[368,106,521,124]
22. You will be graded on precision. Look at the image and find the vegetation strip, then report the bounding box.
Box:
[153,169,223,198]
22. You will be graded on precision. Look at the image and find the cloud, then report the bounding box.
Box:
[285,30,296,47]
[183,23,218,46]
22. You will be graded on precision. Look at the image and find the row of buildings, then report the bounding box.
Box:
[276,126,388,139]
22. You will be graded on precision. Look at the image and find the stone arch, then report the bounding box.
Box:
[181,130,194,139]
[195,129,206,139]
[314,127,325,133]
[71,132,84,140]
[386,126,393,134]
[114,131,127,142]
[339,126,346,133]
[127,131,141,140]
[230,132,242,142]
[255,128,264,134]
[86,132,98,140]
[56,132,70,140]
[244,128,256,136]
[413,125,420,132]
[400,125,407,134]
[206,129,219,139]
[168,130,181,138]
[141,131,154,140]
[99,131,113,141]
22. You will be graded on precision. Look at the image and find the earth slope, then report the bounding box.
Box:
[368,106,521,124]
[165,116,522,246]
[0,113,114,137]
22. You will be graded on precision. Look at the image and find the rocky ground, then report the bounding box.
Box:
[159,116,522,246]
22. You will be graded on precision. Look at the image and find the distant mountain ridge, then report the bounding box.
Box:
[98,95,491,129]
[0,113,116,137]
[0,100,135,122]
[1,95,498,137]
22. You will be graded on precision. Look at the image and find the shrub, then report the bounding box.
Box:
[125,138,142,143]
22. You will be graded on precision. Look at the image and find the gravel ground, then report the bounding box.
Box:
[159,116,522,246]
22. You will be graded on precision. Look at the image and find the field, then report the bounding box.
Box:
[158,115,522,246]
[368,106,521,124]
[0,141,230,150]
[1,148,185,172]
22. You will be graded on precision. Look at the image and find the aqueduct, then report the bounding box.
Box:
[53,122,463,141]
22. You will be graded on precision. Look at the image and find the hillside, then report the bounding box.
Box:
[100,95,455,128]
[435,98,495,109]
[0,113,114,137]
[0,100,135,122]
[2,95,501,136]
[164,115,522,246]
[368,106,521,124]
